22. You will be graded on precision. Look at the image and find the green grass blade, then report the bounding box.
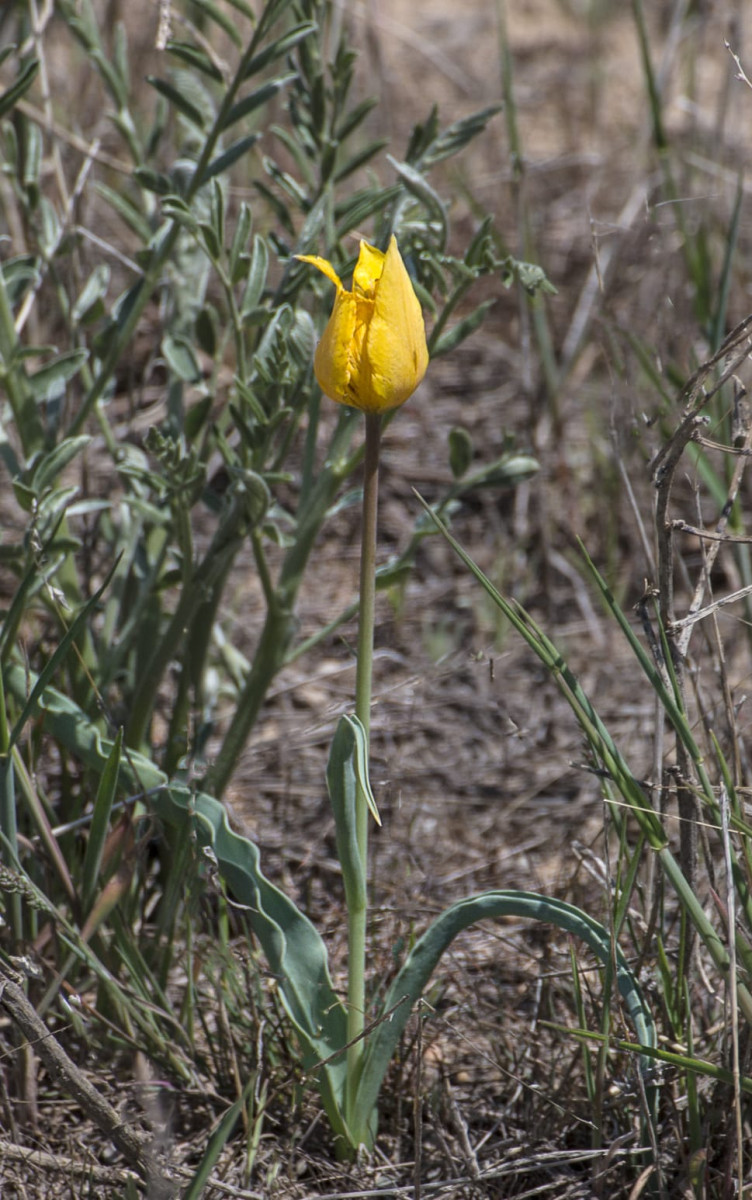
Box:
[8,561,118,749]
[417,497,752,1026]
[181,1085,251,1200]
[82,728,123,915]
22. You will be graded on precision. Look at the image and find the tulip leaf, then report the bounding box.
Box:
[350,890,657,1142]
[327,717,366,915]
[3,663,351,1144]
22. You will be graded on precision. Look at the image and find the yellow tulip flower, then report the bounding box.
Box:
[297,236,429,414]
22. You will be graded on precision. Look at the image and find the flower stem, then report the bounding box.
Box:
[347,411,381,1114]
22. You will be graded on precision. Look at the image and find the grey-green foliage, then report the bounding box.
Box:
[0,0,545,794]
[0,0,551,1147]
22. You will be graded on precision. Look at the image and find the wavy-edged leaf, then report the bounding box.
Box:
[3,665,351,1142]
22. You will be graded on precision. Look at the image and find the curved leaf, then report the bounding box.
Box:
[351,890,656,1143]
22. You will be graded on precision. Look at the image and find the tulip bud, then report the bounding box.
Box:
[297,236,429,414]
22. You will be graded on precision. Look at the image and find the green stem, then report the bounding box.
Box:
[347,411,381,1115]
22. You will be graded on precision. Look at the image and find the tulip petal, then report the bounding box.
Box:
[313,285,358,405]
[296,254,343,291]
[352,241,385,299]
[362,236,429,411]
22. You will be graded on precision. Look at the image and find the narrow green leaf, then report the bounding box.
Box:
[229,202,252,281]
[388,154,447,241]
[448,427,473,479]
[241,22,316,80]
[335,138,389,183]
[205,134,259,181]
[162,333,202,383]
[8,563,118,750]
[95,183,152,243]
[166,39,224,83]
[430,300,495,357]
[147,76,206,129]
[82,728,123,914]
[187,0,242,46]
[31,435,91,495]
[28,350,89,402]
[72,264,111,325]
[133,166,174,197]
[335,186,401,239]
[0,59,39,119]
[241,234,269,317]
[422,104,503,167]
[181,1086,251,1200]
[223,75,297,130]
